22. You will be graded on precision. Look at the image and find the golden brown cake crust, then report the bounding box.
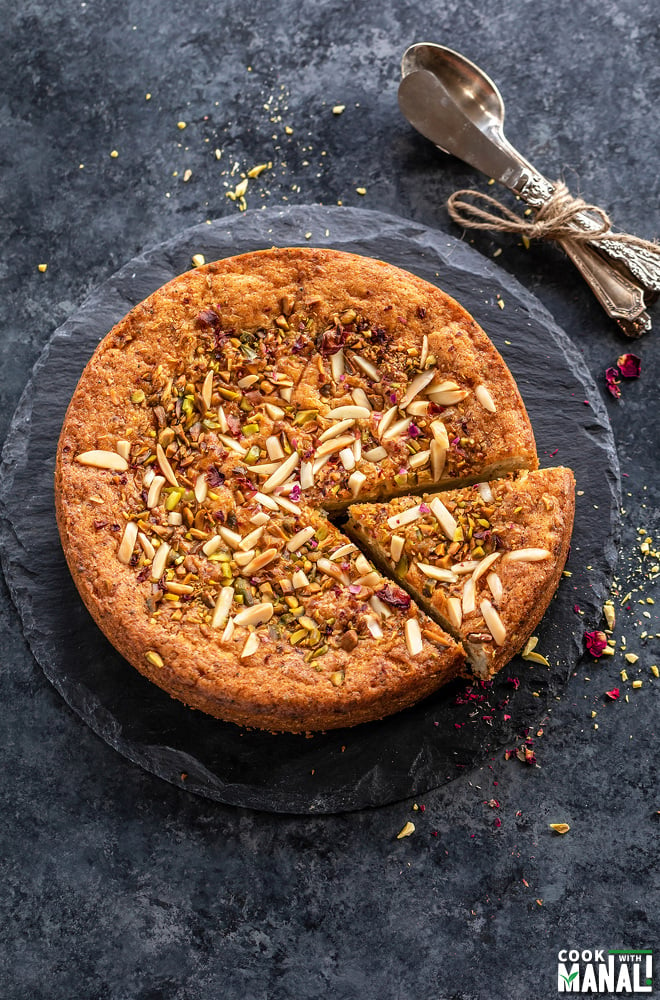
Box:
[55,247,543,732]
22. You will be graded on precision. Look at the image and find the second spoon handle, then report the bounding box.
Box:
[516,167,660,296]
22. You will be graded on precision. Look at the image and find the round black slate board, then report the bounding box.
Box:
[0,206,620,814]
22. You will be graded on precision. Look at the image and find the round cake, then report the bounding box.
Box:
[55,246,565,733]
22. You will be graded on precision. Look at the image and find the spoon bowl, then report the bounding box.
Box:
[401,43,507,143]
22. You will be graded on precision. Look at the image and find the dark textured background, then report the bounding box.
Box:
[1,1,659,997]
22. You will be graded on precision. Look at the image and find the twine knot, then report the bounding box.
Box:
[447,181,616,243]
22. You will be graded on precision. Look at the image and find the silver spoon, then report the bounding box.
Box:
[398,43,657,335]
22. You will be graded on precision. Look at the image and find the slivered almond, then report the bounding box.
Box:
[351,387,371,410]
[75,450,128,472]
[351,353,380,382]
[248,462,281,477]
[265,402,285,420]
[387,504,423,529]
[462,577,476,615]
[164,581,195,596]
[477,481,494,502]
[315,434,355,459]
[156,443,179,486]
[417,563,458,583]
[261,451,300,493]
[354,571,382,588]
[233,602,274,627]
[405,618,423,656]
[425,378,461,395]
[504,548,552,562]
[330,542,357,561]
[313,454,331,476]
[239,525,265,551]
[143,468,155,488]
[194,473,208,504]
[408,449,430,470]
[364,445,388,463]
[348,470,366,498]
[168,512,182,526]
[317,558,349,585]
[147,475,166,509]
[294,461,311,492]
[354,553,372,576]
[331,349,344,381]
[292,569,310,590]
[266,435,285,460]
[430,440,447,481]
[487,572,503,603]
[137,531,155,560]
[221,617,235,643]
[429,496,457,539]
[249,511,270,527]
[366,616,383,639]
[446,596,463,629]
[240,633,260,659]
[116,440,131,461]
[202,369,214,409]
[339,447,356,471]
[286,526,316,552]
[234,549,256,567]
[377,405,398,440]
[427,387,470,406]
[370,595,392,618]
[480,599,506,645]
[211,586,235,629]
[420,334,429,368]
[279,386,293,403]
[217,405,228,433]
[202,535,223,556]
[318,418,355,442]
[237,373,259,390]
[218,526,242,549]
[406,400,430,417]
[475,384,496,413]
[353,437,361,463]
[451,559,480,575]
[117,520,138,564]
[241,548,278,575]
[400,368,437,408]
[471,551,501,582]
[271,495,300,515]
[391,535,405,563]
[151,541,170,580]
[430,420,450,447]
[218,434,247,457]
[327,405,371,421]
[381,416,411,442]
[253,491,279,511]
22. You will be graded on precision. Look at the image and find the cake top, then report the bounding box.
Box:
[55,247,548,732]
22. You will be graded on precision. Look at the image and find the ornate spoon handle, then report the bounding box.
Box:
[517,169,660,296]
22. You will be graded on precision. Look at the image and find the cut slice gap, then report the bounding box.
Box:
[346,467,575,681]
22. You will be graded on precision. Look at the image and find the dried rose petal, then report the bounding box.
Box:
[375,584,411,609]
[605,367,622,399]
[617,353,641,378]
[585,630,608,657]
[516,745,537,765]
[206,466,226,487]
[605,687,620,701]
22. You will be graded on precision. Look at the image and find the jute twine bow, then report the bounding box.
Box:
[446,181,660,256]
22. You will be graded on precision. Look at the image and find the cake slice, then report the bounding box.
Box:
[347,467,575,679]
